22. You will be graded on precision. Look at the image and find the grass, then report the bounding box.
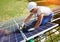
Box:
[45,26,60,42]
[45,34,60,42]
[0,0,29,22]
[0,0,59,22]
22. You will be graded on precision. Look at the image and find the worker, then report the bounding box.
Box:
[22,2,54,32]
[21,2,54,42]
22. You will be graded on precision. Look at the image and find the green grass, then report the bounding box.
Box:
[0,0,29,22]
[45,34,60,42]
[45,26,60,42]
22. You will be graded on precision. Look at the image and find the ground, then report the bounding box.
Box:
[0,0,29,22]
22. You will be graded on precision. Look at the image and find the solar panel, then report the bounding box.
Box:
[0,29,25,42]
[22,22,58,40]
[0,19,25,42]
[23,28,43,38]
[0,33,25,42]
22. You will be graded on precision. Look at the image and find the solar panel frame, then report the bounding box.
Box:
[22,22,59,41]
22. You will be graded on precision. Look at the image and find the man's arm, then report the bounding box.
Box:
[34,13,44,28]
[24,13,33,24]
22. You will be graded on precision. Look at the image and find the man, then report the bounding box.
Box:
[22,2,54,32]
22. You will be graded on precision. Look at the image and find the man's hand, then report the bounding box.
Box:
[20,23,25,29]
[21,23,25,27]
[28,28,35,31]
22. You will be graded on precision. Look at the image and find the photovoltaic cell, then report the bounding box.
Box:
[9,33,24,42]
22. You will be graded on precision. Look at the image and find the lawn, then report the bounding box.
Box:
[0,0,29,22]
[0,0,59,22]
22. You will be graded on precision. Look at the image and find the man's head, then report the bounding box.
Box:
[28,2,38,13]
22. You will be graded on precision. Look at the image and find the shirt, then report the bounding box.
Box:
[34,6,53,20]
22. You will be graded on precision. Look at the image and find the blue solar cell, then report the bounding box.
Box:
[15,33,24,42]
[0,35,10,42]
[24,32,33,38]
[40,26,48,30]
[10,33,24,42]
[0,33,4,39]
[45,23,55,26]
[10,34,17,42]
[40,23,56,30]
[31,28,43,35]
[10,33,16,41]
